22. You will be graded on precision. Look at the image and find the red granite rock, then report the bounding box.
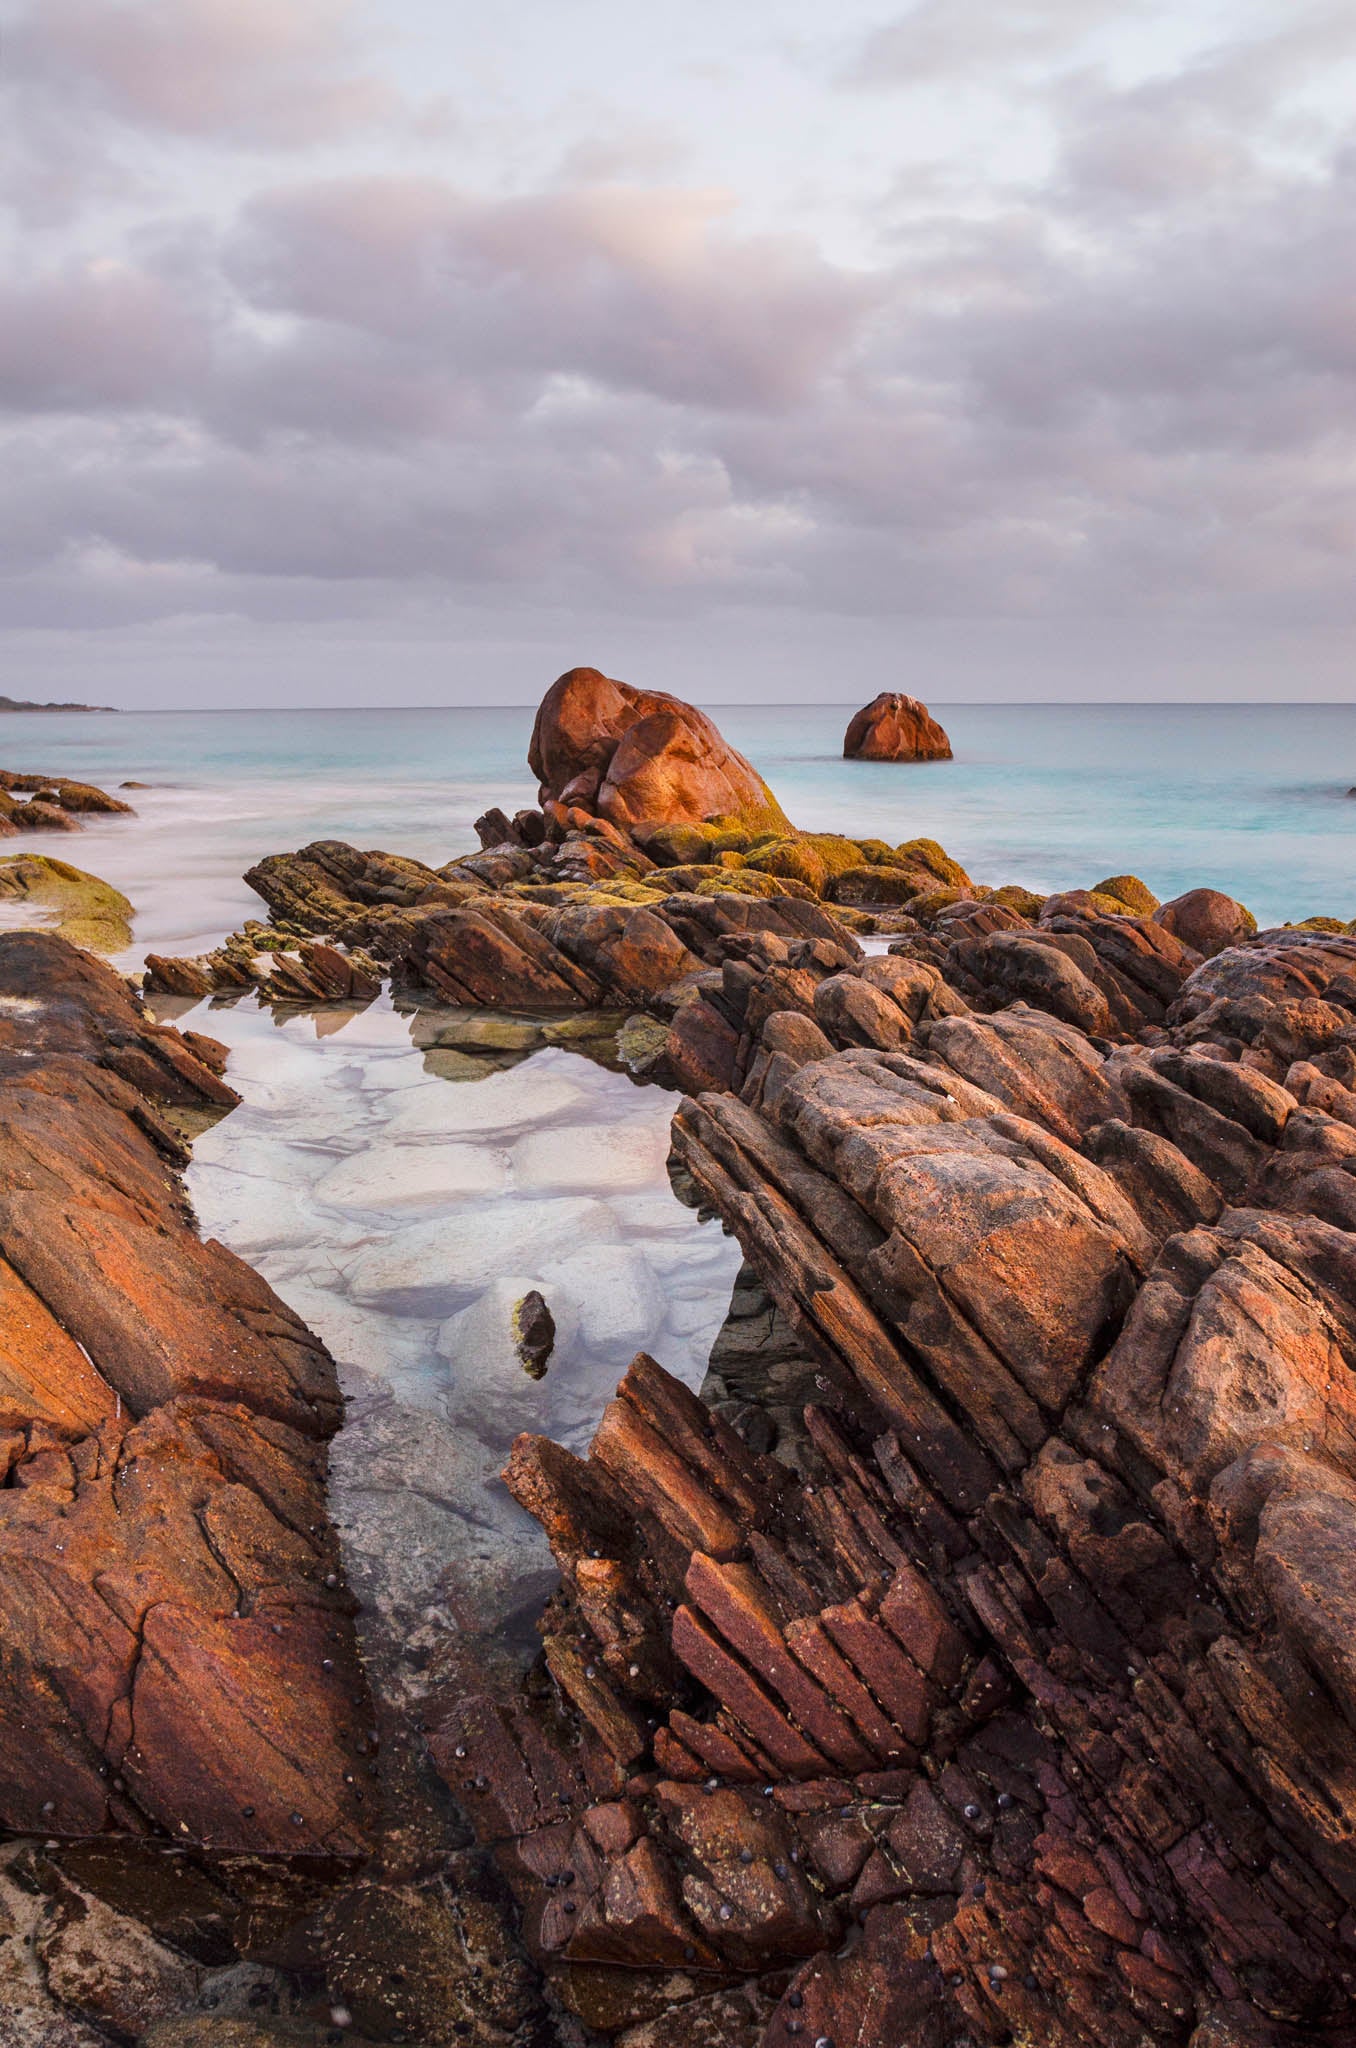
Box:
[843,692,954,762]
[529,667,791,836]
[1155,887,1258,957]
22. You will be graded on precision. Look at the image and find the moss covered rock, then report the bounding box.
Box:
[1093,874,1160,916]
[742,832,865,896]
[645,863,718,892]
[907,884,969,922]
[853,838,904,866]
[692,870,817,902]
[741,837,829,893]
[894,837,971,890]
[989,884,1046,919]
[630,819,729,868]
[0,855,133,953]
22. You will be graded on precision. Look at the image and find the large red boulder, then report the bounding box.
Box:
[528,667,791,837]
[843,692,953,762]
[1154,886,1257,958]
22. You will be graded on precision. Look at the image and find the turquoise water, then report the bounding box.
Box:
[2,701,1354,963]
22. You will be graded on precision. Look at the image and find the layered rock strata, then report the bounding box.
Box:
[427,915,1356,2046]
[0,931,371,1858]
[146,835,864,1021]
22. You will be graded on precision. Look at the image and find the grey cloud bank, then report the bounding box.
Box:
[1,0,1354,707]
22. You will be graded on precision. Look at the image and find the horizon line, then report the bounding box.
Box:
[6,698,1356,715]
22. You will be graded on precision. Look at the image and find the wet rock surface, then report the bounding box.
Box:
[0,934,370,1855]
[12,671,1356,2044]
[0,769,133,836]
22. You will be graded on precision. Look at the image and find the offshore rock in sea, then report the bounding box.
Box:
[0,768,134,834]
[843,690,954,762]
[528,665,792,837]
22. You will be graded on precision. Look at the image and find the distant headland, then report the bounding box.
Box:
[0,694,117,712]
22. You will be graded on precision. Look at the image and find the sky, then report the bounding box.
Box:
[2,0,1354,707]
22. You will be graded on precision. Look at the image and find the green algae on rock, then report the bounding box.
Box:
[0,852,133,952]
[1093,872,1161,916]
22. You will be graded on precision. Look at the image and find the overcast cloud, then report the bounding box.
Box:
[1,0,1353,705]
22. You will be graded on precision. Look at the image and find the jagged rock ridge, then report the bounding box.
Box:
[425,918,1356,2047]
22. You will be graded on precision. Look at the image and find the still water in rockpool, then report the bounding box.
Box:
[178,988,743,1698]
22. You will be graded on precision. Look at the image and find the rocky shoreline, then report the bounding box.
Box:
[4,672,1356,2044]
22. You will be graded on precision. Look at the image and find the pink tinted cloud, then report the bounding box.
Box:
[9,0,399,146]
[0,264,212,411]
[226,178,881,410]
[2,7,1356,641]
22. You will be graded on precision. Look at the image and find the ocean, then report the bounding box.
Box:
[2,699,1354,967]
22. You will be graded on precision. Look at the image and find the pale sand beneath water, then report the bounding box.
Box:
[184,990,743,1696]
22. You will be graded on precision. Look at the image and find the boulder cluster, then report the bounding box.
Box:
[0,767,133,835]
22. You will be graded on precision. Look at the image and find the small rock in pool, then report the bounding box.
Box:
[513,1288,556,1380]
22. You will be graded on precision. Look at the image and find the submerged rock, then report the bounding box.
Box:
[313,1138,509,1211]
[347,1193,615,1312]
[842,691,954,762]
[436,1278,559,1441]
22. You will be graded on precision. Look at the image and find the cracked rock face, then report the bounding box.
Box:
[528,667,791,839]
[0,932,371,1858]
[427,914,1356,2047]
